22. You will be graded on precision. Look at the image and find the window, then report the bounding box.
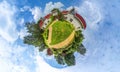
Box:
[65,17,67,19]
[45,23,47,25]
[70,18,73,22]
[48,20,49,23]
[77,27,80,29]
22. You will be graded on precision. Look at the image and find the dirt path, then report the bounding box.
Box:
[48,31,75,49]
[47,20,57,44]
[46,20,75,49]
[48,27,52,44]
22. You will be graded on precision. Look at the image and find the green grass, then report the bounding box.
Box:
[50,21,75,45]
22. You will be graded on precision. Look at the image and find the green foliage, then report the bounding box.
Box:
[50,15,55,22]
[23,22,46,51]
[58,12,64,21]
[77,44,86,55]
[51,30,84,54]
[54,53,75,66]
[52,30,86,66]
[64,53,75,66]
[51,8,60,13]
[51,8,64,21]
[55,54,65,65]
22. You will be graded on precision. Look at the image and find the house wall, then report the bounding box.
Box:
[64,14,83,30]
[42,19,51,29]
[41,13,83,30]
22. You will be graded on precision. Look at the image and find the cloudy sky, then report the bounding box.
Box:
[0,0,120,72]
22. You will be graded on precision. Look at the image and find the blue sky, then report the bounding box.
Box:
[0,0,120,72]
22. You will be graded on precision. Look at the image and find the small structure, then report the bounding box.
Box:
[51,8,59,16]
[39,8,86,30]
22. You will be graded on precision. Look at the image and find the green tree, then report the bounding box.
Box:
[51,8,64,21]
[64,53,75,66]
[77,44,86,55]
[55,53,75,66]
[24,22,46,51]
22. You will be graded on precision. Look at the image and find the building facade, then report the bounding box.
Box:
[39,8,86,30]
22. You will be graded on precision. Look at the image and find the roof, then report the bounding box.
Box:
[44,14,51,19]
[39,20,43,28]
[75,13,86,29]
[62,11,69,15]
[39,11,86,30]
[39,14,51,28]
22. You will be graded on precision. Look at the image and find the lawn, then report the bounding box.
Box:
[43,20,75,48]
[50,20,75,45]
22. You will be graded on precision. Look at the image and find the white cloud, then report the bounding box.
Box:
[30,6,42,22]
[0,37,30,72]
[20,6,31,12]
[19,18,25,26]
[21,2,64,22]
[20,18,24,25]
[18,27,28,40]
[0,58,30,72]
[44,2,64,15]
[0,1,18,42]
[66,6,74,11]
[0,1,31,72]
[75,1,102,30]
[35,54,60,72]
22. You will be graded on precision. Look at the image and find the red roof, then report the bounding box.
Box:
[62,11,69,14]
[39,20,43,28]
[39,14,51,28]
[44,14,51,19]
[75,13,86,29]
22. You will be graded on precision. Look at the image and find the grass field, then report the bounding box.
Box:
[43,20,75,48]
[50,21,74,45]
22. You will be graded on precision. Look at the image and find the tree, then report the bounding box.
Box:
[77,44,86,55]
[54,53,75,66]
[64,53,75,66]
[51,8,64,21]
[23,22,46,51]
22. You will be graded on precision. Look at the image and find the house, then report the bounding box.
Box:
[39,8,86,30]
[61,8,86,30]
[39,14,51,29]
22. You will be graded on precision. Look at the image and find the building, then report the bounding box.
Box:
[62,8,86,30]
[39,14,51,29]
[39,8,86,30]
